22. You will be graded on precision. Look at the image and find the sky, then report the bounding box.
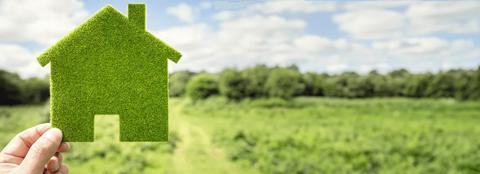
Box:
[0,0,479,78]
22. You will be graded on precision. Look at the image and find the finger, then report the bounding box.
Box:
[0,152,23,164]
[1,124,50,160]
[54,164,68,174]
[46,155,60,172]
[55,153,63,171]
[57,143,70,153]
[19,128,63,174]
[57,153,63,165]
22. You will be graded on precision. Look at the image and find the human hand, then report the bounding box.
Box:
[0,124,70,174]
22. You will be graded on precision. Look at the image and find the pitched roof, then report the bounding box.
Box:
[37,5,181,67]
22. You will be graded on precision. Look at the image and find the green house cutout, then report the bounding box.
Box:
[37,4,182,142]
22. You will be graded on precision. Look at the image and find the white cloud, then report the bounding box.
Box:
[372,37,456,55]
[406,1,480,34]
[333,9,406,39]
[155,0,480,74]
[0,0,86,77]
[1,1,478,78]
[370,37,479,71]
[213,0,335,22]
[294,35,351,52]
[0,44,32,69]
[0,44,46,77]
[167,3,194,23]
[0,0,88,46]
[342,1,411,10]
[156,14,308,72]
[158,11,480,74]
[335,1,480,39]
[213,11,234,21]
[247,0,336,14]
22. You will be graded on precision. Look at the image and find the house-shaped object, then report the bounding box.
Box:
[37,4,181,142]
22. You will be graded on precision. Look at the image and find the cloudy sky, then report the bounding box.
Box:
[0,0,479,77]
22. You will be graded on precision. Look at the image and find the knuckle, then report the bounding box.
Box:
[31,140,52,156]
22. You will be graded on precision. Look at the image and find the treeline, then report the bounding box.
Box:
[0,70,49,105]
[169,65,480,101]
[1,65,478,105]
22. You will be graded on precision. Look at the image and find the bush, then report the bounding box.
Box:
[169,71,193,97]
[22,77,50,104]
[219,69,249,101]
[302,72,326,96]
[243,65,270,98]
[186,73,219,101]
[0,70,24,105]
[0,70,49,105]
[469,66,480,99]
[265,68,304,99]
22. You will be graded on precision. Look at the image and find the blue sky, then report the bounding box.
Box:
[0,0,479,77]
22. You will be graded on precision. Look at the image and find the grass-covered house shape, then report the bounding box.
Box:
[37,4,181,142]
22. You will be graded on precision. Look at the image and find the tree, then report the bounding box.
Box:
[388,69,411,96]
[22,77,50,103]
[219,69,249,101]
[0,70,50,105]
[186,73,219,101]
[265,68,304,99]
[0,70,24,105]
[425,71,456,98]
[302,72,326,96]
[323,72,362,98]
[450,69,474,100]
[243,65,270,98]
[348,76,375,98]
[469,66,480,99]
[405,73,433,98]
[169,71,194,97]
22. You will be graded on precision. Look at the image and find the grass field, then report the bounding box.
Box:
[1,97,479,174]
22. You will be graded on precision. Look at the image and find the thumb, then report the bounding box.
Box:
[19,128,63,174]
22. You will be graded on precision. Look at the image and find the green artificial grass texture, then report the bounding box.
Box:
[37,4,181,142]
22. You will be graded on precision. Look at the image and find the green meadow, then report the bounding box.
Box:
[1,97,479,174]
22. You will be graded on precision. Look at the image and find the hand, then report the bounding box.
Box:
[0,124,70,174]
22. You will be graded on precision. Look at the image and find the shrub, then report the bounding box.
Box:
[169,71,193,97]
[265,68,304,99]
[0,70,24,105]
[186,73,219,101]
[22,77,50,104]
[243,65,270,98]
[219,69,249,101]
[302,72,326,96]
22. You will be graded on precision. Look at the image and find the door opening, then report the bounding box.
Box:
[94,114,120,142]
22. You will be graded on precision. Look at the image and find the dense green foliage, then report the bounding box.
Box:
[169,71,194,97]
[243,65,270,98]
[183,97,480,174]
[219,69,249,101]
[0,70,49,105]
[170,65,480,101]
[186,73,219,101]
[265,68,304,99]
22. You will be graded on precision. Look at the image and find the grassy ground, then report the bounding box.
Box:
[182,97,480,174]
[1,97,479,174]
[0,104,48,147]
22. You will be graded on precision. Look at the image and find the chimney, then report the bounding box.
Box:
[128,4,146,30]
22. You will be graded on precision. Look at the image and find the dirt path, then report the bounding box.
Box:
[168,100,259,174]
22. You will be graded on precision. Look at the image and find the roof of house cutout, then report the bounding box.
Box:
[37,3,181,142]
